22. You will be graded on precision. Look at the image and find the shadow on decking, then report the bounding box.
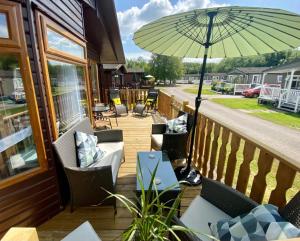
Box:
[37,114,200,241]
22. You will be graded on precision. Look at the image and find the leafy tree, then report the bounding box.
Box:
[149,54,184,85]
[126,57,150,74]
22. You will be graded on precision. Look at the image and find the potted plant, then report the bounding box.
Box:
[106,162,195,241]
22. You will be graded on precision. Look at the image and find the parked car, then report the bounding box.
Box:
[242,86,261,98]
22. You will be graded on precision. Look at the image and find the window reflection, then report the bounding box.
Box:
[91,63,100,104]
[47,28,84,59]
[48,60,87,134]
[0,13,9,38]
[0,55,39,180]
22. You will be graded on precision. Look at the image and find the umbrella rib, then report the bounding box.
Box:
[148,18,200,55]
[228,19,278,52]
[214,15,227,57]
[134,17,194,40]
[230,9,300,19]
[168,17,206,56]
[233,15,300,40]
[226,21,261,55]
[219,20,243,56]
[235,11,300,23]
[231,17,299,48]
[135,19,196,50]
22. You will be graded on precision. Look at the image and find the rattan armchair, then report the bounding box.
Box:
[172,177,300,241]
[150,111,193,162]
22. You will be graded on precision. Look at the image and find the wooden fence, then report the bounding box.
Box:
[157,90,300,208]
[104,89,149,110]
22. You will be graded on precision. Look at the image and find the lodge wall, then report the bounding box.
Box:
[0,0,88,237]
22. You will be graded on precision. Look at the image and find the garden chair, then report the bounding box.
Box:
[109,88,128,117]
[133,89,159,116]
[150,111,193,162]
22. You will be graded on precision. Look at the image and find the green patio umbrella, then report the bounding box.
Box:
[133,6,300,184]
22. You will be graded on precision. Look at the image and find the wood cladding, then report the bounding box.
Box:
[0,0,70,237]
[31,0,84,38]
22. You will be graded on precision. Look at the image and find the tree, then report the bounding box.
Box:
[149,54,184,85]
[126,57,150,74]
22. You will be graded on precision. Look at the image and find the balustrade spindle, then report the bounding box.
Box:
[202,119,213,176]
[269,162,296,208]
[208,123,221,179]
[224,134,241,186]
[250,150,273,203]
[196,116,207,170]
[236,141,256,194]
[216,128,230,181]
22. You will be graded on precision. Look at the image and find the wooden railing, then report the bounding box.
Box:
[157,90,300,208]
[104,89,149,110]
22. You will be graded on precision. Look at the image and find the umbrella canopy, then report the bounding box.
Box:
[133,6,300,184]
[134,6,300,58]
[145,75,154,78]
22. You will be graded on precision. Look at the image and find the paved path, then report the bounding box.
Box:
[164,85,300,168]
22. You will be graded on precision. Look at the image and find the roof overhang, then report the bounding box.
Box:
[82,0,125,64]
[263,62,300,74]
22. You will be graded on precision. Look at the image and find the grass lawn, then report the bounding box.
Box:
[211,98,300,130]
[0,105,27,116]
[212,98,268,110]
[183,85,216,95]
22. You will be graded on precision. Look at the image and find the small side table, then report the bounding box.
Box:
[93,105,112,129]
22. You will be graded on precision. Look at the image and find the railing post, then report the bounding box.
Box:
[182,100,189,112]
[170,95,175,118]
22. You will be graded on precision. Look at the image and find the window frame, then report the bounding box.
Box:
[36,12,92,139]
[0,1,48,189]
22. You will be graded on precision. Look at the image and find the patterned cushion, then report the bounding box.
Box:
[167,114,188,133]
[210,204,300,241]
[74,131,105,168]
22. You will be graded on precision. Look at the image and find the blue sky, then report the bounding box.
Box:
[115,0,300,62]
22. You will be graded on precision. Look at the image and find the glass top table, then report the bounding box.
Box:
[136,151,181,215]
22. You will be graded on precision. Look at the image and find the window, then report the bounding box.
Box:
[48,60,88,133]
[0,55,39,181]
[37,13,91,139]
[0,12,9,38]
[252,75,261,84]
[0,1,47,187]
[46,27,84,59]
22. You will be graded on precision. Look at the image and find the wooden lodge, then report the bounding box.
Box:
[0,0,299,240]
[0,0,124,237]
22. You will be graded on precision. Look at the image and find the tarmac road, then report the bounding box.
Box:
[164,85,300,168]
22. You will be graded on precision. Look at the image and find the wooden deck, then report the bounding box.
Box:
[38,114,200,241]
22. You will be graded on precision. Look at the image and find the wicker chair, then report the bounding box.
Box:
[53,118,124,212]
[150,111,193,162]
[172,177,300,241]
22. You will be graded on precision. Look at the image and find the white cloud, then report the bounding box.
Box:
[125,51,152,60]
[117,0,227,41]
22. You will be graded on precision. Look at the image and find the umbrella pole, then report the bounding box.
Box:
[176,12,216,183]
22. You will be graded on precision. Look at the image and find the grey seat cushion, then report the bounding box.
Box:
[90,142,124,184]
[151,134,163,150]
[180,195,231,241]
[62,221,101,241]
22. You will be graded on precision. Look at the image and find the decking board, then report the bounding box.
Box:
[38,114,200,241]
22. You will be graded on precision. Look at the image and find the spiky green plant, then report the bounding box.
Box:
[106,159,199,241]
